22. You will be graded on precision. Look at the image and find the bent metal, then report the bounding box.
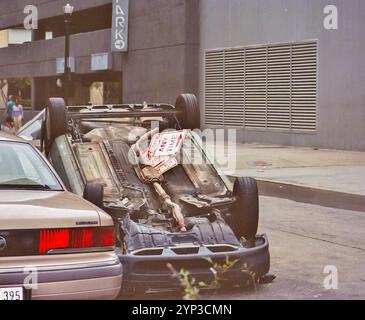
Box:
[112,0,129,52]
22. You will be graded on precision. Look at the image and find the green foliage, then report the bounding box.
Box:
[167,256,259,300]
[178,269,201,300]
[167,264,200,300]
[8,78,31,91]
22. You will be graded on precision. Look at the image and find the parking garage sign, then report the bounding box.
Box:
[112,0,129,52]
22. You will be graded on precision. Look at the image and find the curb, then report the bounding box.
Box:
[229,177,365,213]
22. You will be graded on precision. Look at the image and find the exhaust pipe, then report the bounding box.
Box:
[153,182,186,232]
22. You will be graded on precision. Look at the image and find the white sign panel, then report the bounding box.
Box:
[139,130,187,175]
[141,150,178,175]
[149,131,187,157]
[91,53,111,71]
[112,0,129,52]
[56,57,75,74]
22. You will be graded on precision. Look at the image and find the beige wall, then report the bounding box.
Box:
[0,81,8,109]
[0,29,32,49]
[0,30,9,49]
[90,82,104,105]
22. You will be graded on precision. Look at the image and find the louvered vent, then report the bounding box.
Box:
[291,42,317,131]
[204,40,317,131]
[205,50,224,126]
[267,44,291,129]
[245,46,267,128]
[223,49,245,127]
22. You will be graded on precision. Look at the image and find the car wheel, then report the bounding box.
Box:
[45,97,67,153]
[175,93,200,130]
[231,177,259,241]
[83,183,104,209]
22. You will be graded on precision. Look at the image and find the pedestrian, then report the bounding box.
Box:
[4,95,14,129]
[12,98,24,131]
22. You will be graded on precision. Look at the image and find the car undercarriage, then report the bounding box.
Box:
[46,95,271,294]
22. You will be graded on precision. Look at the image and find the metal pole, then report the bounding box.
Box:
[64,14,71,106]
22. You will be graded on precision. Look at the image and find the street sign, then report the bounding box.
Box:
[139,130,187,175]
[141,149,178,175]
[149,131,187,157]
[111,0,129,52]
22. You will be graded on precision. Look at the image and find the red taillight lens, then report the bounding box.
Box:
[71,229,95,248]
[38,227,115,254]
[94,227,115,247]
[38,229,70,254]
[71,227,115,249]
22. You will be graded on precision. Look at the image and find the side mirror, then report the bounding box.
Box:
[83,183,104,209]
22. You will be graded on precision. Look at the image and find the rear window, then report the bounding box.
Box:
[0,142,63,191]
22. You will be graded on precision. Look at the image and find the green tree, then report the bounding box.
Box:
[7,78,32,108]
[8,77,31,96]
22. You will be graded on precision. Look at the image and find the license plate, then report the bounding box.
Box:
[0,287,24,301]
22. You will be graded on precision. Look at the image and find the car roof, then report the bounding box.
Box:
[0,131,28,143]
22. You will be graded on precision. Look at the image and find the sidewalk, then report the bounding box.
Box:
[209,142,365,211]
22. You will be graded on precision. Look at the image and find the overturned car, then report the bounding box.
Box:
[44,94,270,294]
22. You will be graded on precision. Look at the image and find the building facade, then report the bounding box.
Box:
[0,0,364,151]
[199,0,365,151]
[0,0,199,108]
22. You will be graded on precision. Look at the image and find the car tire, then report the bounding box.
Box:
[231,177,259,241]
[83,183,104,209]
[175,93,200,130]
[45,97,67,154]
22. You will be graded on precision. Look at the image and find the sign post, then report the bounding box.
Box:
[111,0,129,52]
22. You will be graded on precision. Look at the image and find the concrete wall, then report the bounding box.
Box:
[0,29,120,78]
[0,0,111,29]
[122,0,200,104]
[200,0,365,151]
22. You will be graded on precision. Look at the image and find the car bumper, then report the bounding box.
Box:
[117,234,270,295]
[0,258,123,300]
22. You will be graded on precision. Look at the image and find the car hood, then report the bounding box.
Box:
[0,190,102,230]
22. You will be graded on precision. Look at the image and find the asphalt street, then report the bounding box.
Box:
[120,196,365,300]
[217,196,365,300]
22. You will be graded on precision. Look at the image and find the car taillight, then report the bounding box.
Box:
[38,227,115,254]
[39,229,70,255]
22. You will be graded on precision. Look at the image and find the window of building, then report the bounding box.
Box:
[204,40,317,132]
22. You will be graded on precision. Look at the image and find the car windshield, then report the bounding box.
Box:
[0,141,63,191]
